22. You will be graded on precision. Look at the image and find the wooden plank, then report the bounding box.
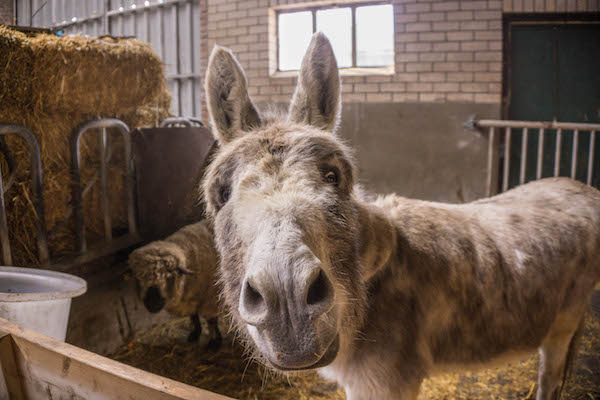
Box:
[0,318,231,400]
[0,335,25,400]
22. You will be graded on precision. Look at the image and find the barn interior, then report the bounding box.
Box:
[0,0,599,399]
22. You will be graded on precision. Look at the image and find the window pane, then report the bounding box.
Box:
[278,11,313,71]
[356,5,394,67]
[316,8,352,68]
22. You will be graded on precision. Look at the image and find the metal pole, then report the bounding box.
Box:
[503,127,511,192]
[536,128,544,180]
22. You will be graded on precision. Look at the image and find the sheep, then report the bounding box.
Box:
[129,220,221,346]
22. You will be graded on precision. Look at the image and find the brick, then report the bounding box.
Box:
[355,83,380,92]
[432,2,460,11]
[396,53,419,62]
[396,33,419,43]
[380,82,407,92]
[475,72,501,82]
[461,62,488,71]
[419,72,445,82]
[406,62,433,72]
[406,3,431,12]
[228,10,247,19]
[434,82,460,92]
[249,25,267,34]
[433,42,460,51]
[461,21,488,30]
[217,3,236,12]
[406,23,431,32]
[475,30,502,40]
[475,93,501,103]
[367,93,393,102]
[488,61,502,72]
[475,10,502,19]
[461,41,488,51]
[447,11,474,20]
[238,17,259,26]
[228,27,248,36]
[447,93,474,102]
[237,0,258,9]
[406,42,432,52]
[419,12,445,22]
[259,85,280,95]
[434,62,460,72]
[393,93,419,102]
[344,93,366,102]
[447,72,474,82]
[447,52,474,62]
[366,76,393,83]
[460,1,489,10]
[489,41,502,51]
[394,73,419,82]
[488,0,503,9]
[238,34,259,44]
[395,13,419,23]
[433,22,460,31]
[420,93,445,102]
[407,82,433,92]
[447,31,473,41]
[461,82,488,92]
[475,51,502,61]
[420,53,446,62]
[419,32,446,42]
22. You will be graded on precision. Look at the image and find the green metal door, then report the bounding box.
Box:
[507,22,600,189]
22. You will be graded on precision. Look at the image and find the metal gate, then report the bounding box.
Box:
[16,0,202,118]
[466,117,600,197]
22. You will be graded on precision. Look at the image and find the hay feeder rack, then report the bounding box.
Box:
[0,116,210,272]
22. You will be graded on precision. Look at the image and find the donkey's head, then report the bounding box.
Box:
[203,33,370,371]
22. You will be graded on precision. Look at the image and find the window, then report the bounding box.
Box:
[273,2,394,75]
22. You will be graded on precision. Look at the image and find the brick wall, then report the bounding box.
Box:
[205,0,504,105]
[0,0,14,25]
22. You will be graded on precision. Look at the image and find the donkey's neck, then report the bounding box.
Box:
[357,201,397,281]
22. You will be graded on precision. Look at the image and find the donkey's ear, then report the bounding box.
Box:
[205,46,261,144]
[288,32,341,133]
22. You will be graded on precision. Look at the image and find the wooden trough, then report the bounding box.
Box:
[0,317,231,400]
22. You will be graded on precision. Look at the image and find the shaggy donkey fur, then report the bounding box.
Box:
[201,33,600,400]
[129,220,221,344]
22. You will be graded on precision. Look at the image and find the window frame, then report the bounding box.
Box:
[270,0,395,77]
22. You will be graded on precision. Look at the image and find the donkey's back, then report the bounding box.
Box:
[374,177,600,399]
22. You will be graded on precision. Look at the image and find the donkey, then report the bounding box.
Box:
[201,33,600,400]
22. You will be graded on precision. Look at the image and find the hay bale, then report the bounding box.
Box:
[0,26,33,110]
[0,27,172,266]
[29,34,168,116]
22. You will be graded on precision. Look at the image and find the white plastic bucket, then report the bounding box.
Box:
[0,267,87,341]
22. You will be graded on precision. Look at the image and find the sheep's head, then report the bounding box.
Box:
[129,242,192,314]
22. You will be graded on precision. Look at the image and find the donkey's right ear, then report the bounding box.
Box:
[205,46,261,144]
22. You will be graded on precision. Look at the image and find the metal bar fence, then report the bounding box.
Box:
[0,124,50,265]
[467,118,600,197]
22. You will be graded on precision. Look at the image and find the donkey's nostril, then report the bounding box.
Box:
[243,279,265,314]
[307,269,332,306]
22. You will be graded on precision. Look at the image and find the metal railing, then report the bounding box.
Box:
[159,117,204,128]
[64,118,140,270]
[0,119,142,270]
[466,117,599,196]
[0,125,49,265]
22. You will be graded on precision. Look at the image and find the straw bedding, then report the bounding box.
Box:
[110,311,599,400]
[0,26,171,266]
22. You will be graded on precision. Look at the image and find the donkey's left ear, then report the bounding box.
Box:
[205,46,261,144]
[288,32,341,133]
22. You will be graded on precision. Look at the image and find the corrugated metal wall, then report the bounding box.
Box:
[16,0,202,118]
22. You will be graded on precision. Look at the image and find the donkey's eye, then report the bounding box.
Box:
[323,169,338,185]
[219,186,231,204]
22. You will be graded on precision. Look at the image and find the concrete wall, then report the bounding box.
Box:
[0,0,13,25]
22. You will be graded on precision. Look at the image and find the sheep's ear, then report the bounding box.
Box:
[288,32,341,133]
[205,46,261,144]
